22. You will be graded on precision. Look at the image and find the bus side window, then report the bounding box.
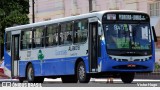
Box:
[21,30,32,49]
[46,24,58,47]
[33,27,45,48]
[60,22,73,45]
[5,32,11,51]
[65,22,72,44]
[74,19,88,44]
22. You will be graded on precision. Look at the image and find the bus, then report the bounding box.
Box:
[4,10,157,83]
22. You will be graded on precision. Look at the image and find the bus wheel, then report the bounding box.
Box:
[120,72,135,83]
[61,75,78,83]
[77,61,90,83]
[27,64,35,83]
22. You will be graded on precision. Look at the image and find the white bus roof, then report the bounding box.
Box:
[5,10,148,32]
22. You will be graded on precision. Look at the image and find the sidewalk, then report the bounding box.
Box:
[135,73,160,79]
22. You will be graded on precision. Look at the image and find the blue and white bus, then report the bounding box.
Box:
[4,10,157,83]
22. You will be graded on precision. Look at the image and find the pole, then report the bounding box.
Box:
[32,0,35,23]
[89,0,92,12]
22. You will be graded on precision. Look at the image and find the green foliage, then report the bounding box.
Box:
[155,62,160,70]
[0,0,29,43]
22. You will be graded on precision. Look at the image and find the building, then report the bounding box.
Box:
[29,0,160,33]
[29,0,160,63]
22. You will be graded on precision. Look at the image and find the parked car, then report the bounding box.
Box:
[0,60,9,79]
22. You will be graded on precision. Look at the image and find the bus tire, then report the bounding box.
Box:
[61,75,78,83]
[77,61,90,83]
[27,64,35,83]
[120,72,135,83]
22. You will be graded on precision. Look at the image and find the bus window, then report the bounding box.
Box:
[46,25,58,47]
[33,27,45,48]
[21,30,32,49]
[74,19,88,43]
[5,32,11,51]
[60,22,73,45]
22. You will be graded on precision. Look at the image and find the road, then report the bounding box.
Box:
[0,78,160,87]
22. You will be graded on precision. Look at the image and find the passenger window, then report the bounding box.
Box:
[46,25,58,46]
[60,22,73,45]
[74,19,88,43]
[21,30,32,49]
[5,32,11,51]
[33,27,45,48]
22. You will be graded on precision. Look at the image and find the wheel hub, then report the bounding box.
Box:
[28,68,33,81]
[79,65,85,80]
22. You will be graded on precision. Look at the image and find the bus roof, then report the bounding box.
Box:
[5,10,148,32]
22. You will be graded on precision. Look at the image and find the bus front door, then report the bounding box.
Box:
[11,34,20,78]
[89,20,99,72]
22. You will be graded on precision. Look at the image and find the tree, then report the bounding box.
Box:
[0,0,29,58]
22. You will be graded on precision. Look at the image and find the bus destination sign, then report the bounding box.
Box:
[119,14,146,20]
[103,13,149,21]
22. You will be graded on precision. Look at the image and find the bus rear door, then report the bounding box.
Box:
[11,31,20,78]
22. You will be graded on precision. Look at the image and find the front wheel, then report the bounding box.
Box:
[77,61,90,83]
[120,72,135,83]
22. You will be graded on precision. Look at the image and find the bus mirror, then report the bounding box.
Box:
[98,20,102,36]
[98,27,102,35]
[152,26,157,42]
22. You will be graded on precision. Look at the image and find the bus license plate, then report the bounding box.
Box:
[127,64,136,67]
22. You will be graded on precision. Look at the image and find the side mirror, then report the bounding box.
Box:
[98,27,102,35]
[98,21,102,35]
[152,26,157,42]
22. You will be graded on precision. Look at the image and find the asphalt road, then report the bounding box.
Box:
[41,81,160,87]
[1,78,160,87]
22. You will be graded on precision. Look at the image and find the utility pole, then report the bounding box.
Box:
[32,0,35,23]
[89,0,92,12]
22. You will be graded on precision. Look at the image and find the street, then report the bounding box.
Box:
[1,78,160,87]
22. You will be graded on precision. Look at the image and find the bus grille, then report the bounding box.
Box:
[112,65,148,70]
[109,55,152,62]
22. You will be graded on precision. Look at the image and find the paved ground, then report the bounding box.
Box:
[1,78,160,87]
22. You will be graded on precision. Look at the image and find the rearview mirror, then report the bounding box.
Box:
[98,27,102,35]
[98,21,102,35]
[152,26,157,42]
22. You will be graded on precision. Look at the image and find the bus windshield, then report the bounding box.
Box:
[103,23,152,50]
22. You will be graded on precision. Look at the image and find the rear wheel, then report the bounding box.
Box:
[27,64,35,83]
[77,61,90,83]
[27,64,44,83]
[120,72,135,83]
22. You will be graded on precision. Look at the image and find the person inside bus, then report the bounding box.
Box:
[67,33,72,42]
[74,32,78,43]
[64,33,72,44]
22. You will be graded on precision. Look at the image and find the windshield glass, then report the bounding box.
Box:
[103,23,151,50]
